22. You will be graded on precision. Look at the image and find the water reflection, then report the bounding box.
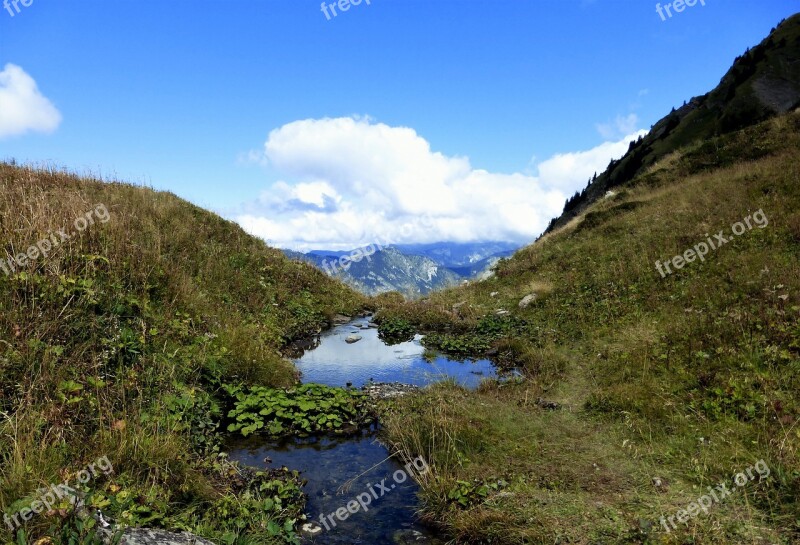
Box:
[294,320,496,388]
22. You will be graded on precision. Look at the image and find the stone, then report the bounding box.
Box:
[518,294,537,308]
[535,398,561,410]
[362,382,420,400]
[392,529,439,544]
[332,314,351,325]
[300,522,323,536]
[345,335,362,344]
[652,476,668,492]
[106,528,216,545]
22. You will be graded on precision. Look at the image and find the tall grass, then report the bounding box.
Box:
[380,111,800,544]
[0,164,365,543]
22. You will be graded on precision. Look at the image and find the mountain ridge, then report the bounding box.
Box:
[284,242,519,297]
[546,13,800,234]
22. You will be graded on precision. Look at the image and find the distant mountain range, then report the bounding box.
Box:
[284,242,520,297]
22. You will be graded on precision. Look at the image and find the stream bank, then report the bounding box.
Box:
[226,317,502,544]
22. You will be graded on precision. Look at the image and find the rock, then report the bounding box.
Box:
[518,294,537,308]
[392,529,440,544]
[368,322,379,328]
[362,382,420,400]
[495,309,510,316]
[490,292,499,297]
[535,398,561,410]
[332,314,351,325]
[345,335,362,344]
[300,522,323,536]
[106,528,216,545]
[652,476,668,492]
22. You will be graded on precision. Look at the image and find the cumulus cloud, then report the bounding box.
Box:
[596,113,640,140]
[537,128,648,190]
[0,64,62,139]
[235,117,645,250]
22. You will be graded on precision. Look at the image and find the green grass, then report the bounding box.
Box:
[0,164,366,545]
[379,111,800,544]
[3,111,800,545]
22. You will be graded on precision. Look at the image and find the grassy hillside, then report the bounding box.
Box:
[550,13,800,233]
[0,164,365,544]
[379,111,800,543]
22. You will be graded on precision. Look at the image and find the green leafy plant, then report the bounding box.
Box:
[422,333,492,356]
[446,478,508,508]
[475,315,527,338]
[378,317,416,345]
[225,383,374,438]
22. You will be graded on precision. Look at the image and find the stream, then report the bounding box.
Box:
[227,318,498,544]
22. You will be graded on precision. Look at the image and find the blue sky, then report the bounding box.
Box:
[1,1,797,249]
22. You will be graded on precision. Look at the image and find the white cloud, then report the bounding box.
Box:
[235,117,646,250]
[537,128,648,190]
[0,64,62,139]
[596,113,640,140]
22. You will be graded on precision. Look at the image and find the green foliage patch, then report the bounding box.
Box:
[377,317,416,345]
[225,383,375,438]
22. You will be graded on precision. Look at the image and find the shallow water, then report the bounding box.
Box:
[294,319,496,388]
[228,432,441,544]
[228,320,496,544]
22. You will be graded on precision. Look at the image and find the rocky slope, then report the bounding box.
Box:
[547,13,800,233]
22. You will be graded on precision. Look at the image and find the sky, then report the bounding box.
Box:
[1,0,797,250]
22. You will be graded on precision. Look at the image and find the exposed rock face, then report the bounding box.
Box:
[544,15,800,235]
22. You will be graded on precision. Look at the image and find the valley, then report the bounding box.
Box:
[2,7,799,545]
